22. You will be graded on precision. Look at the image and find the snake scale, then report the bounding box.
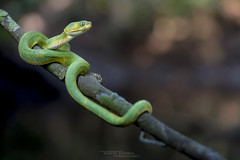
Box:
[18,20,152,126]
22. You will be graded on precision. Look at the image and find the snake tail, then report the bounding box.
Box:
[65,61,152,126]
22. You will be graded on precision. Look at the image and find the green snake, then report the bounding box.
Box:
[18,20,152,126]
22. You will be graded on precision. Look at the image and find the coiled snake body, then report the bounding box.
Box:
[18,21,152,126]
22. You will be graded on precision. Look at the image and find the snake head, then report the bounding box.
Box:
[64,20,92,37]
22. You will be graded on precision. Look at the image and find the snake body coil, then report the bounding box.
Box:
[18,21,152,126]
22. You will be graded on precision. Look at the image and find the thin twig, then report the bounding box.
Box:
[0,9,225,160]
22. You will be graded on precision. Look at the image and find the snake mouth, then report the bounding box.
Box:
[64,21,92,36]
[82,21,92,32]
[74,22,91,32]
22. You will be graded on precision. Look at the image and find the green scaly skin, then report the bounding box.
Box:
[18,20,152,126]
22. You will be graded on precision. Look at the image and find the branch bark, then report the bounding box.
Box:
[0,9,226,160]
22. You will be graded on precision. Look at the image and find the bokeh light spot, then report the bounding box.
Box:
[18,12,46,32]
[218,100,240,130]
[45,0,73,13]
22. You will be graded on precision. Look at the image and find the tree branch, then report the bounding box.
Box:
[0,9,225,160]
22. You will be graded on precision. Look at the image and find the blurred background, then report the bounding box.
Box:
[0,0,240,159]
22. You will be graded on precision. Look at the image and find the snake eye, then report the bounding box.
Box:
[80,22,85,26]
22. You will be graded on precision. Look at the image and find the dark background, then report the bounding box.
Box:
[1,0,240,159]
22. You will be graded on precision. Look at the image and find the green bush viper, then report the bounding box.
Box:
[18,20,152,126]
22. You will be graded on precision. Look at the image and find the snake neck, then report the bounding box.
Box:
[46,32,73,50]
